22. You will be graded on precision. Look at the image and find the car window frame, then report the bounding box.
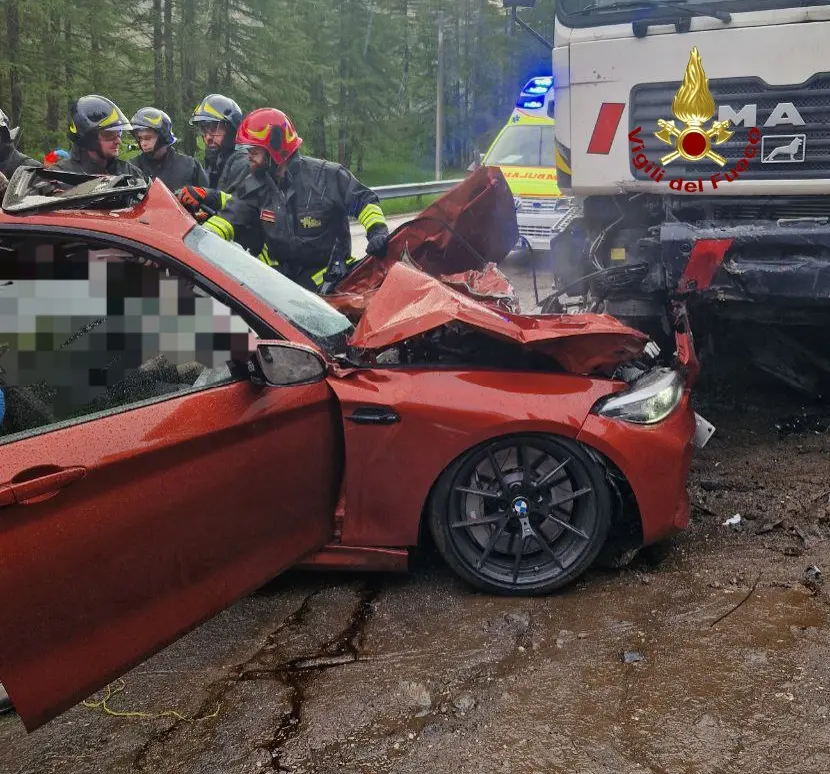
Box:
[0,225,283,446]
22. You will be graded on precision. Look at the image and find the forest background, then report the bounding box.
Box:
[0,0,554,187]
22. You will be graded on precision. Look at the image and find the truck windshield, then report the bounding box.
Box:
[558,0,823,27]
[485,125,556,167]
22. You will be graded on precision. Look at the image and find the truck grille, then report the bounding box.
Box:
[629,74,830,181]
[518,224,552,239]
[672,196,830,221]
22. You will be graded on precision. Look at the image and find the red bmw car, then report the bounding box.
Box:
[0,168,709,730]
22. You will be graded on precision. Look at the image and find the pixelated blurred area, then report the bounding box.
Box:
[0,237,254,439]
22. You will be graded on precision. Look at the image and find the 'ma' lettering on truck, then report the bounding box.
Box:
[717,102,806,128]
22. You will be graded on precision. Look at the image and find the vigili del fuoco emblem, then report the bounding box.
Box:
[654,47,734,166]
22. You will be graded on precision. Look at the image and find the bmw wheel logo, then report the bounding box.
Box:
[512,497,529,516]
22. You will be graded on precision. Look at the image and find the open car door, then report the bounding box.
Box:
[0,342,340,731]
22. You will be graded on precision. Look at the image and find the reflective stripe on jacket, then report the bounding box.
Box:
[207,153,386,286]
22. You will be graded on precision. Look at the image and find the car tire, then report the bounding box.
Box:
[428,434,612,596]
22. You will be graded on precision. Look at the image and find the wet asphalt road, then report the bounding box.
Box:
[4,537,829,774]
[2,254,830,774]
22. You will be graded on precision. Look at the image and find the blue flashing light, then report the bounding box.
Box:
[522,76,554,95]
[516,97,544,110]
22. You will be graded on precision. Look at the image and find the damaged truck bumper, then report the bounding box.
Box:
[660,219,830,395]
[662,219,830,317]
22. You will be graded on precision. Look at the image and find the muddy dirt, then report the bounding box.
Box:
[1,256,829,774]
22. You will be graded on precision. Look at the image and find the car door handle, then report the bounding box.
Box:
[345,406,401,425]
[4,466,88,506]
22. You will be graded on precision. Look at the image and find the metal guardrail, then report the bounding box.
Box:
[373,178,464,201]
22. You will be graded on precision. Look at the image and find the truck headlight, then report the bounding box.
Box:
[592,368,684,425]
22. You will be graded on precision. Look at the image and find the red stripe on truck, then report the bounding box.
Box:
[678,239,734,293]
[587,103,626,155]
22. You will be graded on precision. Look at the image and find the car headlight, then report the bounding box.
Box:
[592,368,684,425]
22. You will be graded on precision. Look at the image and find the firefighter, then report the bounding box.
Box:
[202,108,389,292]
[129,107,208,191]
[0,108,40,178]
[55,95,144,177]
[176,94,249,219]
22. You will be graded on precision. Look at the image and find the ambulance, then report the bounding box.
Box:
[480,76,572,255]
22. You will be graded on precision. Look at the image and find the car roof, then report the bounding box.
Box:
[0,175,195,246]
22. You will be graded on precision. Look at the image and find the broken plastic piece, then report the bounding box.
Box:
[693,413,716,449]
[621,651,644,664]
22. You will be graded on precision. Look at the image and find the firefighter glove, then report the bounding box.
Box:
[176,186,223,215]
[365,226,389,258]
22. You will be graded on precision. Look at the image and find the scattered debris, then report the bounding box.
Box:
[775,413,830,436]
[722,514,743,529]
[804,565,823,595]
[621,651,644,664]
[400,681,432,714]
[452,694,477,714]
[710,574,761,628]
[755,517,784,535]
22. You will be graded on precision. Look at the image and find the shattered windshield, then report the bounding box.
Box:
[184,227,353,355]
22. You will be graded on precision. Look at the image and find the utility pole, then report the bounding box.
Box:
[435,11,445,181]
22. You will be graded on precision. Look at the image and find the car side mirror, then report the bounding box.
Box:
[250,341,327,387]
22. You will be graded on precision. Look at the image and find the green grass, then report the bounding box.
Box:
[360,160,466,217]
[359,159,468,188]
[381,194,442,217]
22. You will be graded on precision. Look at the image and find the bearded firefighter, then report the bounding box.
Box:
[202,108,389,291]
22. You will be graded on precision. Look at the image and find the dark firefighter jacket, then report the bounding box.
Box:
[204,153,387,290]
[0,145,41,178]
[206,147,250,195]
[131,147,208,191]
[55,146,145,178]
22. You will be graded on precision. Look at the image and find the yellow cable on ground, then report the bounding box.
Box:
[82,679,221,722]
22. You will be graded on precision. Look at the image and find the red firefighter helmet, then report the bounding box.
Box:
[236,108,303,166]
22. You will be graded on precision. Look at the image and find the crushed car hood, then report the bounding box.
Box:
[349,263,651,374]
[325,166,519,321]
